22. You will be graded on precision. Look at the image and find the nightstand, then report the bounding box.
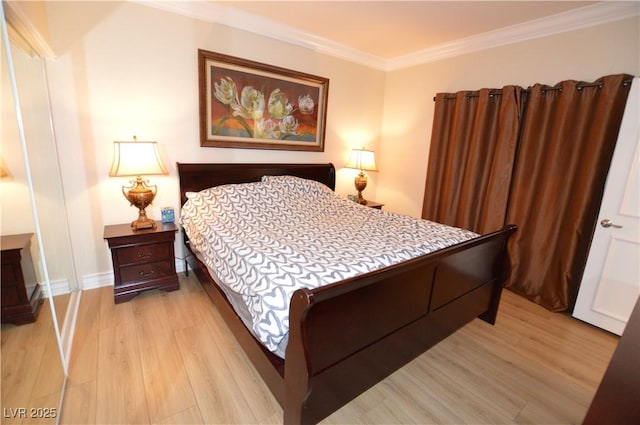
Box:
[363,200,384,210]
[104,222,179,303]
[1,233,43,325]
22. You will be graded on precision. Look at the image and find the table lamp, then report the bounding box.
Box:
[109,136,168,230]
[345,147,377,204]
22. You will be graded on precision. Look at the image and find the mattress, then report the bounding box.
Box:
[180,175,478,357]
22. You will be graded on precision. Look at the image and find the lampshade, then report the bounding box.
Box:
[345,148,377,172]
[109,137,168,231]
[109,140,168,177]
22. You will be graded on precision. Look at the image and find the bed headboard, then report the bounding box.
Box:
[176,162,336,205]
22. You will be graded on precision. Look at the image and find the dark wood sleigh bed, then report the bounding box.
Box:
[177,162,517,424]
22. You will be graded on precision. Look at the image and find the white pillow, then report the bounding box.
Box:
[261,175,332,195]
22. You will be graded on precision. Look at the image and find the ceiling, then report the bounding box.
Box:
[223,1,595,58]
[145,1,639,70]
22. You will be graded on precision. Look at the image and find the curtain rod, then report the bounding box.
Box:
[433,78,634,101]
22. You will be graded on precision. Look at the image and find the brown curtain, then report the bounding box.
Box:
[504,74,633,311]
[422,86,523,234]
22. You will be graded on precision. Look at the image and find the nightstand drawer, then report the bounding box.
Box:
[117,243,171,265]
[120,260,174,283]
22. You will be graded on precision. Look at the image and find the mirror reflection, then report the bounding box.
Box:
[7,19,79,337]
[1,3,77,421]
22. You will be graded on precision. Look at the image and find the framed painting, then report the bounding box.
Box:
[198,49,329,151]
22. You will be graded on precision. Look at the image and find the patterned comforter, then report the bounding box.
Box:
[180,175,478,357]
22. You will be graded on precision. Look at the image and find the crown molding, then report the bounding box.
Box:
[137,1,639,72]
[388,1,640,71]
[135,0,387,69]
[3,0,56,59]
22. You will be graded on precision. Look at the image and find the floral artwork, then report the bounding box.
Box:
[199,50,329,151]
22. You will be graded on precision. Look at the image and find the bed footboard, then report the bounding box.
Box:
[284,224,517,424]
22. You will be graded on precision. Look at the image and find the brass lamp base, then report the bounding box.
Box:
[131,213,156,231]
[354,171,368,204]
[123,177,157,231]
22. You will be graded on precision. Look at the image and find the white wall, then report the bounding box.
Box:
[378,16,640,217]
[27,1,640,287]
[43,1,386,286]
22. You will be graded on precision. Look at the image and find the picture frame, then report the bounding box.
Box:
[198,49,329,151]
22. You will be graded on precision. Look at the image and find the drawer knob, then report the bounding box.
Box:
[137,251,153,260]
[139,268,155,277]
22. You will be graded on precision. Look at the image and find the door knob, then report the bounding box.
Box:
[600,219,623,229]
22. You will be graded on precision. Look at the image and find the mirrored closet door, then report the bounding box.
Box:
[1,2,78,420]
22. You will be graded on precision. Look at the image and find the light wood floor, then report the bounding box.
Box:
[1,294,70,425]
[60,273,618,424]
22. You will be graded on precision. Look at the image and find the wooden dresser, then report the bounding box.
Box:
[1,233,43,325]
[104,222,179,303]
[582,296,640,424]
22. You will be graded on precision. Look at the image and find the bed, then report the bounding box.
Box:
[177,162,517,424]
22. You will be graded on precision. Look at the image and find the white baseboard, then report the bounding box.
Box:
[175,257,187,274]
[81,271,114,290]
[48,278,71,297]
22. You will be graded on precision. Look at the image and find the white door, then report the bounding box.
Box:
[573,77,640,335]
